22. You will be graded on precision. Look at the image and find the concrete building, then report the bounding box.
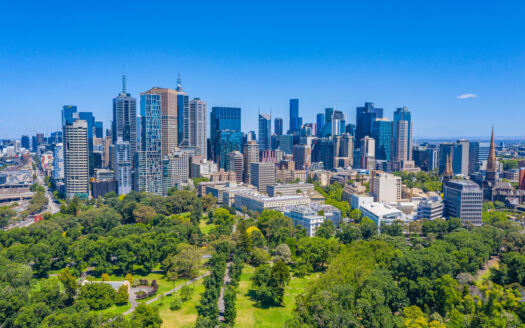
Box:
[285,203,341,237]
[416,197,444,220]
[204,182,256,206]
[372,172,402,203]
[443,180,483,226]
[267,183,314,197]
[393,107,412,163]
[113,138,132,195]
[360,202,403,228]
[64,119,89,199]
[292,144,311,170]
[185,98,207,157]
[227,151,244,183]
[162,148,189,194]
[250,162,275,193]
[350,194,374,210]
[360,136,375,170]
[191,158,218,178]
[233,190,310,213]
[242,141,259,183]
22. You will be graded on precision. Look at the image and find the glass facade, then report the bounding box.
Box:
[216,130,242,170]
[371,119,393,161]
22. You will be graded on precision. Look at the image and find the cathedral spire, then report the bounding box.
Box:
[486,126,497,172]
[443,153,453,185]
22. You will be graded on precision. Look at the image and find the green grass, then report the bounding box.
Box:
[97,303,132,316]
[199,221,216,235]
[234,265,317,328]
[158,280,205,328]
[476,260,500,286]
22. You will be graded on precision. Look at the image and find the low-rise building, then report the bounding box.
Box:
[267,183,314,197]
[360,202,404,228]
[416,197,444,220]
[350,194,374,210]
[204,182,256,206]
[285,204,341,237]
[233,190,310,213]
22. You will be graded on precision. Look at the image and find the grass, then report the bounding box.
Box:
[234,265,316,328]
[476,259,500,286]
[199,220,216,235]
[98,303,132,316]
[158,279,205,328]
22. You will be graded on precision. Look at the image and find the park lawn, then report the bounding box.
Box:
[158,279,205,328]
[98,303,132,316]
[234,265,317,328]
[199,220,216,235]
[476,260,500,286]
[32,275,64,292]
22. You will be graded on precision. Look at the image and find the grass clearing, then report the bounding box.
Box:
[234,265,317,328]
[158,279,205,328]
[199,220,216,236]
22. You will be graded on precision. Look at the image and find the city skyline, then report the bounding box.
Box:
[1,1,525,138]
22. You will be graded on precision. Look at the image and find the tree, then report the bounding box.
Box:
[360,217,378,239]
[297,237,339,272]
[273,244,292,264]
[79,282,116,310]
[336,222,362,244]
[125,273,134,284]
[101,273,110,281]
[162,244,203,279]
[249,247,270,266]
[115,285,129,305]
[57,268,77,305]
[381,220,404,237]
[190,200,202,226]
[131,303,162,328]
[133,205,157,224]
[316,219,336,239]
[201,194,217,212]
[269,261,291,305]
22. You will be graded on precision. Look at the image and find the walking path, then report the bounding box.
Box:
[217,221,237,322]
[475,255,500,282]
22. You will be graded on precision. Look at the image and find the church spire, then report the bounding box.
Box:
[443,153,453,185]
[487,126,497,172]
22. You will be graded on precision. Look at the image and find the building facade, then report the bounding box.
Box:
[64,120,89,199]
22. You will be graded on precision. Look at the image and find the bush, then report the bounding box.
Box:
[79,283,116,310]
[180,285,194,302]
[170,296,183,310]
[115,284,129,305]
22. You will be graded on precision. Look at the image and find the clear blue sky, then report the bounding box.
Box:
[1,0,524,139]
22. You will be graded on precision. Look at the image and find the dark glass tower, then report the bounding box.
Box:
[289,99,302,134]
[210,107,241,160]
[274,117,283,136]
[371,119,393,161]
[355,102,383,143]
[258,113,271,151]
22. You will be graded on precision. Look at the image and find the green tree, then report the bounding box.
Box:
[315,219,336,239]
[131,303,163,328]
[79,282,116,310]
[116,284,129,305]
[57,268,77,305]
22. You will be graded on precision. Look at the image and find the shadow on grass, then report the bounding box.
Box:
[245,289,283,309]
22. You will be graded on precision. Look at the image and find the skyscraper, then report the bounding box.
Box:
[62,105,78,126]
[95,121,104,139]
[250,162,276,192]
[228,151,244,183]
[360,136,375,170]
[162,148,189,195]
[444,180,483,226]
[21,135,30,149]
[176,75,189,147]
[138,93,163,195]
[143,87,178,157]
[187,98,207,156]
[216,130,242,170]
[243,140,259,183]
[113,75,137,192]
[393,107,413,163]
[355,102,383,142]
[274,117,283,136]
[78,111,95,176]
[289,99,302,134]
[293,144,311,170]
[210,107,241,161]
[316,113,325,137]
[64,119,89,199]
[258,113,271,151]
[371,118,393,161]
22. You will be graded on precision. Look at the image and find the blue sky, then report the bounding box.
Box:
[1,0,524,139]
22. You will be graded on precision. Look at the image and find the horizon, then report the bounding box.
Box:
[1,1,524,139]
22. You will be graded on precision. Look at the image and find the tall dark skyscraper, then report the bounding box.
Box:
[393,107,413,162]
[274,117,283,136]
[95,121,103,138]
[175,74,189,147]
[258,113,271,151]
[21,135,30,149]
[78,111,95,176]
[371,118,393,161]
[210,107,241,160]
[62,105,77,126]
[355,102,383,143]
[289,99,302,133]
[316,113,325,136]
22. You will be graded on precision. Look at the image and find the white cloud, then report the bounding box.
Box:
[456,93,478,99]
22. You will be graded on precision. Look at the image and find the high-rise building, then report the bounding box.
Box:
[162,148,189,195]
[289,99,302,134]
[95,121,104,139]
[372,172,402,203]
[360,136,375,170]
[63,119,89,199]
[393,107,412,163]
[52,143,64,181]
[316,113,325,136]
[250,162,276,192]
[210,107,241,161]
[62,105,77,126]
[439,141,469,176]
[78,112,95,176]
[186,98,207,156]
[113,138,132,195]
[274,118,283,136]
[138,93,163,195]
[258,113,271,151]
[519,167,525,191]
[444,180,483,226]
[329,110,346,137]
[143,87,178,157]
[21,135,30,149]
[355,102,383,142]
[293,144,311,170]
[216,130,242,170]
[175,75,189,147]
[228,151,244,183]
[371,118,393,161]
[413,145,439,171]
[469,141,490,173]
[243,141,259,183]
[277,134,293,154]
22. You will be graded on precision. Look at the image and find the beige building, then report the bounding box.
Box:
[234,190,311,213]
[243,141,259,183]
[143,88,178,157]
[64,119,89,199]
[372,172,402,203]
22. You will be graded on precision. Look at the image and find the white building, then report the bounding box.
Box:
[52,143,64,181]
[234,190,310,213]
[350,194,374,210]
[267,183,314,197]
[372,172,401,203]
[416,196,444,220]
[360,202,403,228]
[162,148,189,195]
[185,98,207,157]
[113,138,132,195]
[285,203,342,237]
[64,119,89,199]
